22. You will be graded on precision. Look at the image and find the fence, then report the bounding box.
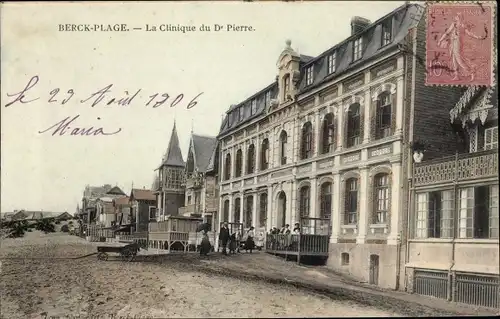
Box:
[265,233,329,256]
[413,270,449,300]
[455,273,500,309]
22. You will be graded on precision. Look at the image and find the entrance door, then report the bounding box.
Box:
[369,254,380,285]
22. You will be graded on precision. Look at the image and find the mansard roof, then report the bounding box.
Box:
[160,122,185,168]
[218,3,423,137]
[189,133,218,173]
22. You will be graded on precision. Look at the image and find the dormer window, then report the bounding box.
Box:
[353,37,363,61]
[251,100,257,115]
[327,52,336,74]
[305,66,314,86]
[265,91,271,106]
[283,74,290,100]
[238,107,244,121]
[382,20,392,46]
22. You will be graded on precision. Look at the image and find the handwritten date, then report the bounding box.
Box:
[4,75,204,109]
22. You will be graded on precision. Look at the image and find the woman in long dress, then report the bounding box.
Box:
[245,226,256,253]
[200,230,211,257]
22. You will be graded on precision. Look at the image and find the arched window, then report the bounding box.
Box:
[260,139,270,170]
[283,74,290,100]
[247,144,256,174]
[376,92,392,139]
[373,173,390,224]
[346,103,361,147]
[301,122,313,160]
[234,197,241,224]
[280,131,288,165]
[259,193,268,227]
[235,149,243,178]
[223,199,230,222]
[224,154,231,180]
[245,196,253,228]
[299,186,311,218]
[320,182,332,219]
[321,113,335,154]
[344,178,358,225]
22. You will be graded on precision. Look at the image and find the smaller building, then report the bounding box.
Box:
[129,188,157,233]
[96,197,115,228]
[113,196,132,227]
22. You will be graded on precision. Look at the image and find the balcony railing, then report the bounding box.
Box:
[414,150,498,187]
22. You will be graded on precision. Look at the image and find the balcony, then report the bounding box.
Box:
[185,176,203,189]
[178,204,202,216]
[413,149,498,187]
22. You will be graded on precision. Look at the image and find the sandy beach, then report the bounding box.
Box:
[0,231,399,318]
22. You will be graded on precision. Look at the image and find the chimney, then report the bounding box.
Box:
[350,16,371,35]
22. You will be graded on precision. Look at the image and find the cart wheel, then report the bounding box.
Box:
[121,249,135,262]
[97,252,108,261]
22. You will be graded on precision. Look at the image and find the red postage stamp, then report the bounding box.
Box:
[426,2,495,86]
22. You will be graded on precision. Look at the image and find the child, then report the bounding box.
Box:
[229,233,237,254]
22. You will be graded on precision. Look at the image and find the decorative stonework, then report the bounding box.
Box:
[244,178,254,186]
[369,145,393,158]
[297,164,312,174]
[299,96,315,109]
[343,94,365,112]
[319,86,338,104]
[318,159,334,169]
[272,168,293,179]
[370,59,397,80]
[371,83,397,101]
[258,175,268,183]
[343,74,365,93]
[342,152,361,164]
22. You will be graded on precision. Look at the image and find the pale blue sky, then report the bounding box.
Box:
[1,1,406,213]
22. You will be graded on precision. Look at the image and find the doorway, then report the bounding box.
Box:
[369,254,380,285]
[277,191,287,228]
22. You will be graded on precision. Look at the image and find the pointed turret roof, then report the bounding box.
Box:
[160,122,185,168]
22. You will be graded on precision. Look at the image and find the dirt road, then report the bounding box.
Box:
[0,232,398,318]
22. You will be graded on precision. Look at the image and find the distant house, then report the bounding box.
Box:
[55,212,73,221]
[129,188,157,233]
[95,197,115,228]
[113,196,132,227]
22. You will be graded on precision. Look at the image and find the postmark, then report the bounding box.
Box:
[426,2,496,87]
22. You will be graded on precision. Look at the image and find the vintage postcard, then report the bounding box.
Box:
[1,1,498,318]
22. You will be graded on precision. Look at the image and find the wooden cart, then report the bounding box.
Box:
[96,242,140,262]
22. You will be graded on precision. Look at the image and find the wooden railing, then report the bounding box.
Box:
[414,150,498,187]
[265,233,330,256]
[149,221,169,232]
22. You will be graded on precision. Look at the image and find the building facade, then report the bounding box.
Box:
[216,3,471,291]
[406,84,498,308]
[155,122,186,220]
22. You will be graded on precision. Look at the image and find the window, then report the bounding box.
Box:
[234,197,241,224]
[171,219,178,231]
[247,144,256,174]
[347,103,361,147]
[459,185,499,239]
[223,199,230,222]
[224,154,231,180]
[238,107,244,121]
[301,122,313,159]
[280,131,288,165]
[344,178,358,225]
[327,52,337,74]
[382,20,392,46]
[166,168,183,189]
[341,252,350,265]
[251,100,257,115]
[320,182,332,219]
[187,195,192,204]
[299,186,310,218]
[245,196,253,228]
[149,206,157,220]
[283,74,290,99]
[235,149,243,177]
[321,113,335,154]
[265,91,271,106]
[353,37,363,61]
[259,193,268,227]
[415,190,454,238]
[305,66,314,86]
[260,139,270,170]
[376,92,392,139]
[484,127,498,150]
[373,174,390,224]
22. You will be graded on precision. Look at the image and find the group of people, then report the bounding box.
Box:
[269,223,301,235]
[218,222,256,255]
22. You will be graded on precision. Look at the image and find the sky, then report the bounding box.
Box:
[1,1,406,213]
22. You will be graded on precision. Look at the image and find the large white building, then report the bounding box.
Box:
[216,3,480,292]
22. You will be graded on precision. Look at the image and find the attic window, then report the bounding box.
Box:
[265,91,271,106]
[305,66,314,86]
[238,107,244,121]
[382,20,392,46]
[251,100,257,115]
[353,37,363,61]
[327,52,336,74]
